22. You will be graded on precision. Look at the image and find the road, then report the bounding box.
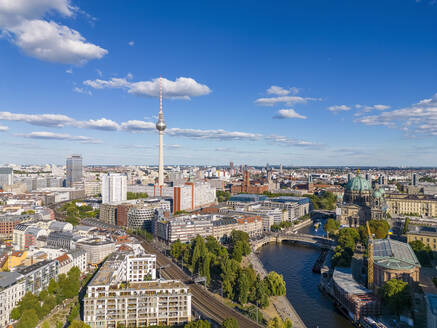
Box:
[140,240,263,328]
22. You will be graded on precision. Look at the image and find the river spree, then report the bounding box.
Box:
[259,225,353,328]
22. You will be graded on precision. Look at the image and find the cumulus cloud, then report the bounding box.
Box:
[84,76,211,99]
[267,85,299,96]
[273,109,307,119]
[128,41,134,46]
[0,124,8,131]
[73,87,92,95]
[327,105,351,112]
[354,104,391,116]
[355,93,437,136]
[66,68,72,74]
[17,131,101,143]
[79,118,120,131]
[0,0,107,64]
[255,95,318,107]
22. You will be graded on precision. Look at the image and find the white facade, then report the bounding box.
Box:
[0,273,25,327]
[69,249,88,273]
[101,173,127,204]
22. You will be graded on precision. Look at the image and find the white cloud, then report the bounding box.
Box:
[73,87,92,95]
[273,109,307,119]
[84,76,211,99]
[66,68,72,74]
[120,120,155,132]
[0,124,8,131]
[96,69,102,77]
[0,111,75,127]
[128,41,134,46]
[255,95,318,107]
[267,85,299,96]
[79,118,120,131]
[327,105,351,112]
[0,0,107,65]
[167,128,260,140]
[264,135,319,148]
[17,131,101,143]
[355,93,437,136]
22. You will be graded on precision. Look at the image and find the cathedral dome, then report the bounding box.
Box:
[345,175,372,192]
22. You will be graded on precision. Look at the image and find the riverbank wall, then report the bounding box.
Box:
[247,252,308,328]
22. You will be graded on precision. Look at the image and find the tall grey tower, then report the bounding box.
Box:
[156,77,166,187]
[66,154,82,187]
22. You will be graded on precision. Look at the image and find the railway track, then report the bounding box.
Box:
[140,241,263,328]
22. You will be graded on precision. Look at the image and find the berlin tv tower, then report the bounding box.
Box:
[156,77,166,187]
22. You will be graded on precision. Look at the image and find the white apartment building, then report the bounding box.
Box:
[76,239,116,266]
[83,252,190,328]
[0,272,25,327]
[101,173,127,204]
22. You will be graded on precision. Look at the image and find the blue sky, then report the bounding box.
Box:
[0,0,436,166]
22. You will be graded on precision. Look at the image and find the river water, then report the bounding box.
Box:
[258,222,353,328]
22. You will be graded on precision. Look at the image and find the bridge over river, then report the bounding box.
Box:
[251,232,335,251]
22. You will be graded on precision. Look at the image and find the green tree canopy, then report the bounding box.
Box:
[267,317,293,328]
[16,309,39,328]
[381,279,411,315]
[70,320,92,328]
[221,318,240,328]
[184,320,211,328]
[264,272,286,296]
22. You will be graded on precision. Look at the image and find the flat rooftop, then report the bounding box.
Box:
[373,239,420,270]
[333,267,371,295]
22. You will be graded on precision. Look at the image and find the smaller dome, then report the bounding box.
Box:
[345,175,372,192]
[373,190,382,198]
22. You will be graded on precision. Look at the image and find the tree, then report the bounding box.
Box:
[264,272,286,296]
[16,309,39,328]
[70,320,92,328]
[68,303,80,323]
[42,321,50,328]
[221,318,239,328]
[231,241,243,262]
[185,320,211,328]
[324,219,340,237]
[368,220,390,239]
[12,292,43,320]
[170,240,184,260]
[216,190,231,203]
[409,240,433,266]
[381,279,411,315]
[403,217,410,234]
[236,270,251,304]
[267,317,292,328]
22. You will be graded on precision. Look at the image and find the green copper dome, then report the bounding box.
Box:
[372,188,385,198]
[345,175,372,192]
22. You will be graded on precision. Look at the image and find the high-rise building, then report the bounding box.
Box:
[412,173,417,186]
[66,155,83,187]
[101,173,127,204]
[0,167,13,189]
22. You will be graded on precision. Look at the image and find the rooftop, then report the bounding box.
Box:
[372,239,420,270]
[0,272,23,290]
[333,267,372,295]
[407,225,437,237]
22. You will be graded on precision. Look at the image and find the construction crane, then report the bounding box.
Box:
[366,221,374,290]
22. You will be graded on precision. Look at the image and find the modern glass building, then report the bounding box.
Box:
[66,155,83,187]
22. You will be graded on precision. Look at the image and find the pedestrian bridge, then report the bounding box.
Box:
[251,232,335,251]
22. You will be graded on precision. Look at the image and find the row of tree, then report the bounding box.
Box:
[127,192,149,200]
[11,266,81,328]
[409,240,434,267]
[170,232,286,308]
[305,191,337,210]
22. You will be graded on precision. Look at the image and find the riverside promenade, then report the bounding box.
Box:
[247,252,308,328]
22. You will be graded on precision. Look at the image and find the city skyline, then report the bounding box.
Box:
[1,1,437,166]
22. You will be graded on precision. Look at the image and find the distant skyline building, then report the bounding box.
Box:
[101,173,127,204]
[412,173,417,186]
[156,77,166,188]
[0,167,13,189]
[66,155,82,187]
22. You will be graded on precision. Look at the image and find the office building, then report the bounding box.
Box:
[101,173,127,204]
[76,238,116,266]
[385,194,437,217]
[0,167,13,189]
[66,155,83,187]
